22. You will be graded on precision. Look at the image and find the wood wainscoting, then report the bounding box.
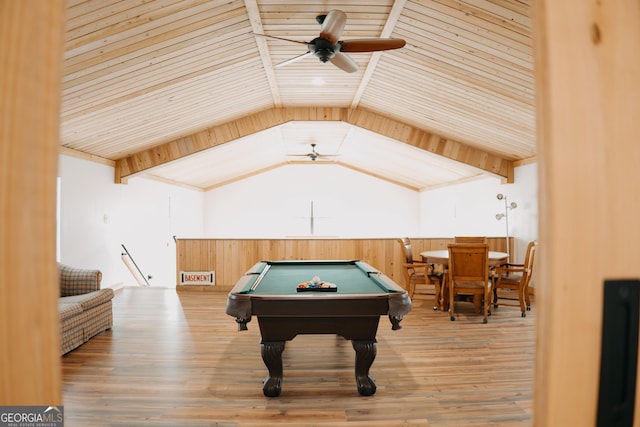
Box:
[175,237,511,292]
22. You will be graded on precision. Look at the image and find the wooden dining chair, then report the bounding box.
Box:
[492,240,537,317]
[447,243,492,323]
[454,236,488,243]
[397,238,427,298]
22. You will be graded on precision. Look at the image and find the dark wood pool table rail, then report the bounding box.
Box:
[226,260,412,332]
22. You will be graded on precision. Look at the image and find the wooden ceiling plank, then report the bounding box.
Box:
[65,1,244,73]
[65,0,210,49]
[62,54,265,121]
[64,0,533,190]
[63,39,258,117]
[406,0,531,46]
[396,22,533,84]
[350,0,406,108]
[401,11,531,67]
[391,47,534,103]
[366,72,533,130]
[463,0,531,29]
[62,84,274,158]
[62,73,269,143]
[369,69,534,134]
[417,0,531,46]
[64,17,251,91]
[65,0,131,24]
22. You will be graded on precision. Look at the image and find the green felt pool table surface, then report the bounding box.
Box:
[236,260,399,295]
[226,260,412,326]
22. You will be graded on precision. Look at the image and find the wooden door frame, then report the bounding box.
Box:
[0,1,66,404]
[533,1,640,425]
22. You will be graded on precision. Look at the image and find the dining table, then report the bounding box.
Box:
[419,249,509,311]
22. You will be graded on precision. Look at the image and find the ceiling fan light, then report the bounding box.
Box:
[309,37,337,62]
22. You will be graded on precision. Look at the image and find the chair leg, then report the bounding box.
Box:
[483,287,490,324]
[518,284,527,317]
[409,281,415,299]
[524,284,531,311]
[449,280,455,321]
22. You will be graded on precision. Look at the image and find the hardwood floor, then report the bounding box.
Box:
[62,287,535,426]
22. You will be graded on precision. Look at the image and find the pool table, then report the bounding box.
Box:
[226,260,412,397]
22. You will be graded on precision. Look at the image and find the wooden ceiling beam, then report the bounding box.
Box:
[243,0,281,107]
[114,106,513,183]
[346,108,513,180]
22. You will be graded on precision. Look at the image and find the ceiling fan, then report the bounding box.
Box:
[288,143,339,161]
[254,9,406,73]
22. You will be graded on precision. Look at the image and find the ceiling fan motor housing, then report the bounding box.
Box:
[309,37,338,62]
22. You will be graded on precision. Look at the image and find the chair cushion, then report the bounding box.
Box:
[497,274,524,285]
[453,280,487,289]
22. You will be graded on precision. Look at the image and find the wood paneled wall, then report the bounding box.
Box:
[176,237,511,291]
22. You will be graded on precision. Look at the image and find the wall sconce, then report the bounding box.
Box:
[495,193,517,258]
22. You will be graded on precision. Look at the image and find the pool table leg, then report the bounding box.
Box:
[352,339,377,396]
[261,341,285,397]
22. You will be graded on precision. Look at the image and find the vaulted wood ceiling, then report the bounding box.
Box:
[61,0,535,191]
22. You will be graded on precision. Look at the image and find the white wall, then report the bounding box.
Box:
[420,162,538,263]
[59,155,537,287]
[203,164,421,238]
[58,155,204,288]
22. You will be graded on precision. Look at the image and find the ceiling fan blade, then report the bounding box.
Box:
[340,38,406,52]
[253,33,309,46]
[275,52,314,68]
[319,10,347,44]
[330,52,358,73]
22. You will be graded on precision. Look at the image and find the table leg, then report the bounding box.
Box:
[261,341,285,397]
[352,339,377,396]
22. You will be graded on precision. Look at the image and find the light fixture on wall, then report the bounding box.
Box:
[495,193,517,258]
